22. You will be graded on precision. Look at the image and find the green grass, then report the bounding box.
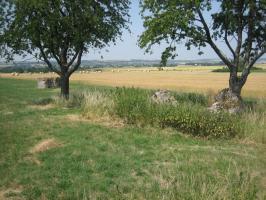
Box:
[0,78,265,199]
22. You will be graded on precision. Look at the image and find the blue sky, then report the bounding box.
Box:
[85,1,222,61]
[6,1,264,62]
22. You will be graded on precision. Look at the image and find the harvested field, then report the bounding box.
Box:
[1,65,266,98]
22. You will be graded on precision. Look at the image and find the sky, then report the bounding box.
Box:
[3,1,264,62]
[85,1,223,61]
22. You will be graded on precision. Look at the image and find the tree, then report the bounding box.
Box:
[0,0,130,98]
[139,0,266,97]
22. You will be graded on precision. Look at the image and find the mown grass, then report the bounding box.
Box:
[0,78,265,199]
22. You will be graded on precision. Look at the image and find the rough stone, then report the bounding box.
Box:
[151,90,177,104]
[37,77,60,89]
[208,88,243,114]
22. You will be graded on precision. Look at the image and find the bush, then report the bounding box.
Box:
[173,92,208,106]
[113,87,155,125]
[159,103,240,138]
[212,67,264,73]
[112,87,240,138]
[53,87,242,138]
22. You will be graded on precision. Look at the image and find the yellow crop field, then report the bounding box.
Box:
[1,65,266,98]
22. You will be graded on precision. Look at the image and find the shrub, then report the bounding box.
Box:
[113,87,154,125]
[173,92,208,106]
[53,87,242,138]
[113,87,241,138]
[212,67,264,73]
[159,103,240,138]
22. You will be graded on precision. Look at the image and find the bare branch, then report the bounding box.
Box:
[240,48,265,84]
[197,9,235,69]
[234,1,244,69]
[248,48,266,69]
[224,29,236,60]
[243,0,255,66]
[38,45,61,75]
[67,51,79,68]
[67,48,83,76]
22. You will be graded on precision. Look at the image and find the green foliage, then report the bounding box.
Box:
[139,0,266,85]
[114,88,153,125]
[0,0,130,97]
[139,0,265,63]
[112,87,239,138]
[1,0,130,61]
[159,104,240,138]
[173,92,208,106]
[0,66,52,73]
[58,87,247,138]
[212,67,265,73]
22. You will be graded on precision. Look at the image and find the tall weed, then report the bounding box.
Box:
[113,87,240,138]
[82,90,114,119]
[55,87,264,140]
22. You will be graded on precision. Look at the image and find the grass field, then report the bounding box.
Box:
[1,65,266,98]
[0,78,265,199]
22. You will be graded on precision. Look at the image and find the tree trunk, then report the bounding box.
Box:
[60,74,69,99]
[229,73,244,97]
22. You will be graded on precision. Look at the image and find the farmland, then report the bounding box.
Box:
[1,1,265,199]
[1,65,266,98]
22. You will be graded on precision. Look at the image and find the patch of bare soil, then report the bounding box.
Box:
[30,138,61,154]
[65,114,124,128]
[28,104,55,110]
[0,186,24,200]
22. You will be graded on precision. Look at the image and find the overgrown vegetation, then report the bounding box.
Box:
[112,88,238,138]
[49,87,265,140]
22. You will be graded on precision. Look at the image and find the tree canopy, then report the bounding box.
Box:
[139,0,266,95]
[0,0,130,97]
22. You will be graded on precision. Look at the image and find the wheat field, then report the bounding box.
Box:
[1,65,266,98]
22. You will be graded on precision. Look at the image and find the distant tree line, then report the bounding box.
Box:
[0,61,227,73]
[0,66,52,73]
